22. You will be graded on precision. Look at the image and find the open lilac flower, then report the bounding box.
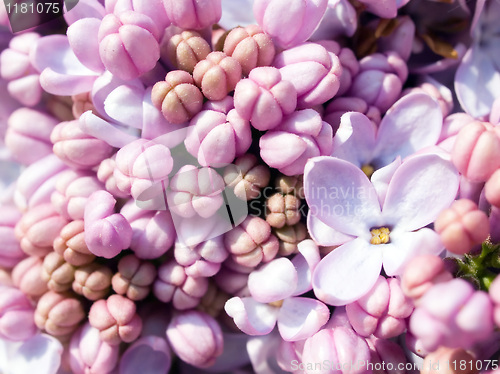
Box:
[225,240,330,341]
[304,153,459,305]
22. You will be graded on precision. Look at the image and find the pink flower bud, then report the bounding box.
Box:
[98,11,161,80]
[51,120,114,169]
[153,260,209,309]
[409,278,494,352]
[223,25,276,76]
[69,322,119,374]
[89,294,143,345]
[223,154,271,201]
[163,30,211,73]
[301,325,370,374]
[185,109,252,167]
[119,336,172,374]
[163,0,221,30]
[324,96,381,132]
[121,203,176,259]
[0,206,25,268]
[15,203,68,257]
[421,347,477,374]
[152,70,204,124]
[348,51,408,112]
[193,51,242,101]
[107,0,170,31]
[97,156,130,199]
[166,165,225,218]
[84,190,133,259]
[198,281,230,318]
[434,199,489,255]
[214,264,250,296]
[0,32,42,106]
[366,337,408,374]
[12,256,48,297]
[53,220,95,266]
[51,170,105,220]
[452,121,500,182]
[274,42,342,108]
[401,255,453,304]
[233,66,297,131]
[41,252,76,292]
[174,236,229,278]
[275,222,308,256]
[253,0,328,49]
[0,285,37,341]
[35,291,85,336]
[485,169,500,208]
[5,108,57,165]
[166,310,223,368]
[260,109,333,176]
[72,92,95,119]
[438,113,475,152]
[275,174,305,199]
[403,81,453,118]
[73,263,112,301]
[346,276,414,339]
[112,254,157,300]
[266,193,301,229]
[224,216,279,268]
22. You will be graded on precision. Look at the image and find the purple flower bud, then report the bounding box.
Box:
[489,276,500,327]
[12,256,48,297]
[112,254,157,300]
[253,0,328,49]
[401,255,453,304]
[153,260,209,309]
[434,199,489,255]
[402,80,453,117]
[234,66,297,131]
[223,25,276,76]
[214,264,250,296]
[162,30,211,73]
[114,138,173,199]
[163,0,222,30]
[35,291,86,337]
[174,235,229,278]
[89,294,143,345]
[346,276,414,339]
[409,278,494,352]
[119,335,172,374]
[0,32,42,106]
[301,325,370,374]
[98,11,161,80]
[274,42,342,108]
[106,0,170,31]
[166,310,223,368]
[5,108,57,165]
[452,121,500,183]
[53,220,95,266]
[324,96,381,133]
[166,165,225,218]
[152,70,204,124]
[260,109,333,176]
[193,51,242,101]
[41,252,75,293]
[51,170,105,220]
[15,203,68,257]
[84,190,133,259]
[72,262,112,301]
[266,193,301,229]
[51,120,115,169]
[0,205,25,268]
[0,285,37,341]
[348,51,408,112]
[185,109,252,167]
[223,154,271,201]
[69,322,119,374]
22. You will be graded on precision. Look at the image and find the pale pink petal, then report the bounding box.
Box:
[67,18,105,73]
[224,297,279,336]
[10,334,63,374]
[277,297,329,341]
[292,239,321,296]
[248,258,298,303]
[306,212,355,246]
[370,157,401,206]
[312,238,383,306]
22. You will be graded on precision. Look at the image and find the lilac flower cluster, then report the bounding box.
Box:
[0,0,500,373]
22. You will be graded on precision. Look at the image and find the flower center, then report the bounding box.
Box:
[370,227,390,245]
[361,164,375,178]
[268,300,284,308]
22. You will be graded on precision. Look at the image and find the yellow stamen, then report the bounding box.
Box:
[361,164,375,178]
[370,227,390,245]
[268,300,284,308]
